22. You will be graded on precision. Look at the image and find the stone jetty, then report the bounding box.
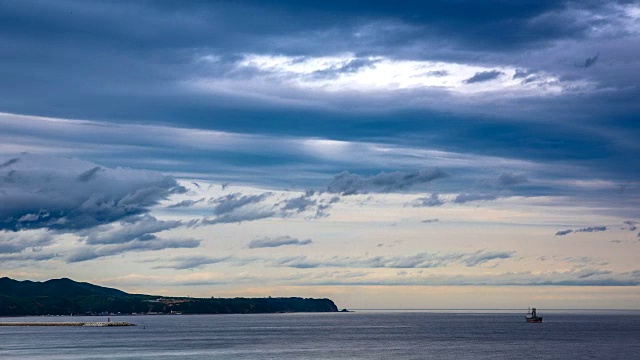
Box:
[0,321,135,327]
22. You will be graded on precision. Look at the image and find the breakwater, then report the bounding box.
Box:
[0,321,135,327]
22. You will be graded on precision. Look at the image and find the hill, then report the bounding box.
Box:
[0,277,338,316]
[0,277,129,298]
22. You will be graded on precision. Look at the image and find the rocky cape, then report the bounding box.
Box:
[0,277,338,316]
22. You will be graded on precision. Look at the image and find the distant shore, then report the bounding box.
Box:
[0,277,339,316]
[0,321,135,327]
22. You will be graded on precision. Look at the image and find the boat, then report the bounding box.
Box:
[525,307,543,323]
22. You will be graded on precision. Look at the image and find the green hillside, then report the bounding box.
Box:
[0,277,338,316]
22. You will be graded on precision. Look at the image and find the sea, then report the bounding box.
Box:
[1,310,639,359]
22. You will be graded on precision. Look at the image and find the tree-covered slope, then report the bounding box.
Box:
[0,277,338,316]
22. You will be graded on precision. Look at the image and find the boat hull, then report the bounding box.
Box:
[526,317,543,323]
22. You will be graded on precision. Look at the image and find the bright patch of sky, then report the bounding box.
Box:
[205,53,571,94]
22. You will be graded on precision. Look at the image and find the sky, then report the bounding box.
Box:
[1,0,639,309]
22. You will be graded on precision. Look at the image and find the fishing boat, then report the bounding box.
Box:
[526,307,543,323]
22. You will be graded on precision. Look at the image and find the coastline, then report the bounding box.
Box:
[0,321,135,326]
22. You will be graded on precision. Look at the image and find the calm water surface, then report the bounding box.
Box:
[1,311,638,359]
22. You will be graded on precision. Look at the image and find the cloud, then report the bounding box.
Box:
[497,172,528,187]
[76,166,104,182]
[575,226,607,233]
[0,153,184,231]
[622,220,637,231]
[0,1,636,128]
[275,250,514,269]
[426,70,448,77]
[152,255,230,270]
[0,157,19,169]
[201,210,276,225]
[77,215,182,245]
[313,204,331,219]
[513,69,533,79]
[208,192,272,215]
[280,195,317,213]
[0,230,55,254]
[555,226,607,236]
[304,268,640,287]
[421,218,439,223]
[199,192,277,225]
[326,169,447,195]
[464,70,503,84]
[577,54,599,68]
[453,193,499,204]
[194,53,573,106]
[0,252,58,263]
[310,58,380,79]
[247,236,313,249]
[167,198,205,208]
[275,191,336,218]
[66,237,200,263]
[462,251,514,266]
[198,190,335,225]
[412,193,444,207]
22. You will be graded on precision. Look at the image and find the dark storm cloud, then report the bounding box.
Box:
[0,0,621,123]
[238,0,593,52]
[247,236,313,249]
[464,70,504,84]
[0,1,578,59]
[555,229,573,236]
[0,154,185,231]
[327,169,447,195]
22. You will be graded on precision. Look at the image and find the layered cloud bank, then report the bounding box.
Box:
[0,154,184,231]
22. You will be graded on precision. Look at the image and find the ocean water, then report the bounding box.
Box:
[1,310,639,359]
